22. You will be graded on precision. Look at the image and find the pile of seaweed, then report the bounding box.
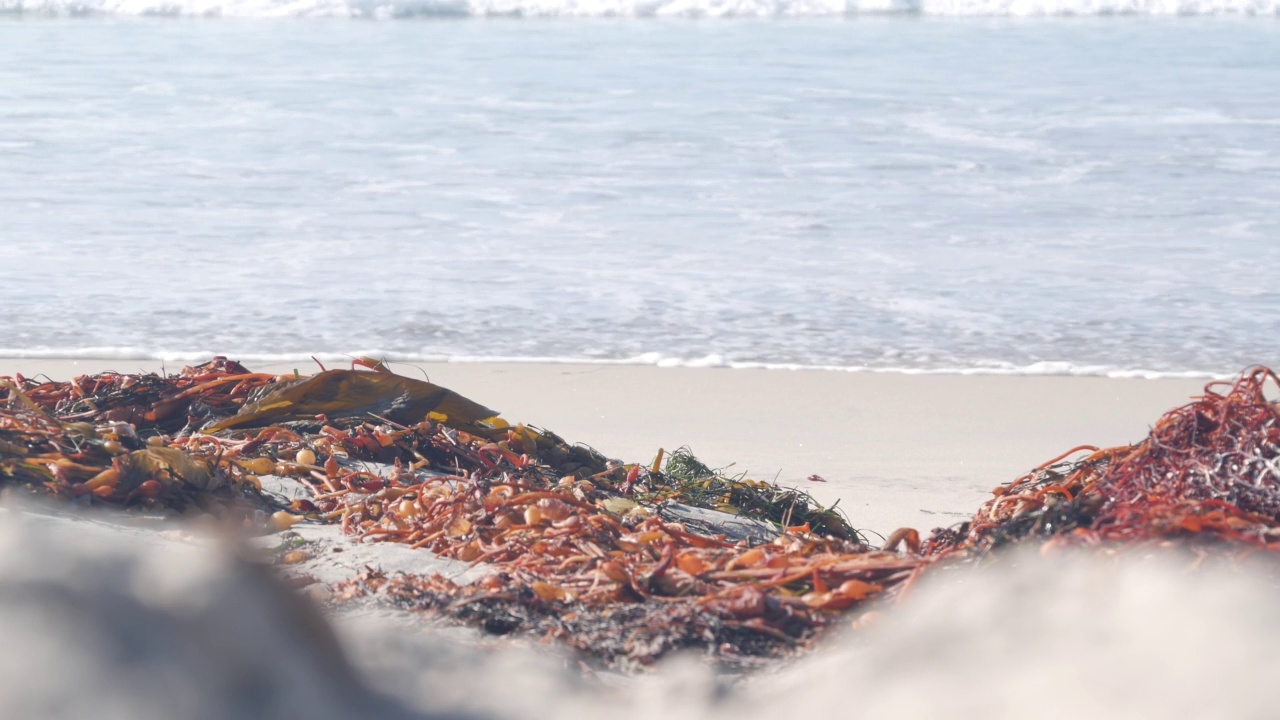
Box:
[5,358,1280,670]
[0,358,874,669]
[319,439,900,669]
[924,367,1280,559]
[0,358,276,519]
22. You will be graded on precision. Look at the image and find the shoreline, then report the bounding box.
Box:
[0,357,1209,537]
[0,351,1229,381]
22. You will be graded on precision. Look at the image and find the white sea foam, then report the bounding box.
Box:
[0,347,1229,379]
[1,0,1276,15]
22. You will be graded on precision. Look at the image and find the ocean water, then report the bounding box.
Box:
[1,16,1278,377]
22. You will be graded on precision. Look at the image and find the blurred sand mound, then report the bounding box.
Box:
[354,549,1280,720]
[0,517,433,720]
[3,514,1280,720]
[742,550,1280,720]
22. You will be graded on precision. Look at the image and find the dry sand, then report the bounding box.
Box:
[0,358,1207,537]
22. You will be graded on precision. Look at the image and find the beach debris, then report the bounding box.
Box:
[4,357,274,433]
[7,357,1280,670]
[619,447,859,541]
[655,501,780,545]
[0,404,267,516]
[266,418,884,669]
[204,369,499,433]
[0,358,875,669]
[924,367,1280,559]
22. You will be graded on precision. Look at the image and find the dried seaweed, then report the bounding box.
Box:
[1,358,895,668]
[925,367,1280,558]
[10,357,1280,670]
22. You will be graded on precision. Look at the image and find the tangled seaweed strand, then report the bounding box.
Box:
[926,367,1280,558]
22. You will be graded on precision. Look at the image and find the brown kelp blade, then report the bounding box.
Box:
[203,370,498,432]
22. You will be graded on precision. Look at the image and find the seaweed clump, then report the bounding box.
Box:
[0,360,275,517]
[926,367,1280,558]
[312,426,904,671]
[637,447,859,541]
[1,358,896,670]
[15,356,1280,670]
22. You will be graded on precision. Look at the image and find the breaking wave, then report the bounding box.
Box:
[2,0,1277,16]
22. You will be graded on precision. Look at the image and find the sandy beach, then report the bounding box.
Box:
[0,357,1207,537]
[5,359,1279,720]
[7,13,1277,717]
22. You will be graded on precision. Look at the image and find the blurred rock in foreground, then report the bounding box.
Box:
[5,509,1280,720]
[0,515,434,720]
